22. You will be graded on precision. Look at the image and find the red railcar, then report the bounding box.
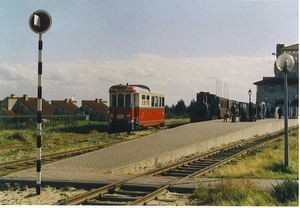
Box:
[108,84,165,133]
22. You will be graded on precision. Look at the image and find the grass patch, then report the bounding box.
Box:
[205,129,299,179]
[271,180,299,205]
[164,118,190,128]
[194,128,299,206]
[193,179,278,206]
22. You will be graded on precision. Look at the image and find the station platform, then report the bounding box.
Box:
[3,118,298,184]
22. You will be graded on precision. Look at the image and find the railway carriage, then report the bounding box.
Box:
[108,84,165,133]
[190,91,255,122]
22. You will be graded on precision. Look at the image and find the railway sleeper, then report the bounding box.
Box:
[114,189,151,196]
[161,171,191,177]
[196,159,220,163]
[186,163,213,168]
[192,161,218,166]
[170,168,198,174]
[178,166,202,171]
[98,195,140,202]
[121,183,159,192]
[86,200,128,206]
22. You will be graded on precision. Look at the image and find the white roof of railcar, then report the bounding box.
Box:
[109,84,164,96]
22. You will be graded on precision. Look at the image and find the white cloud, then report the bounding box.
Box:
[0,55,274,106]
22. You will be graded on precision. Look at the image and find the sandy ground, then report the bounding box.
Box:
[0,185,195,205]
[0,185,86,205]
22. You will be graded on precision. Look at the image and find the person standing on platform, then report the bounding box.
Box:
[262,104,266,119]
[278,107,283,119]
[224,110,230,122]
[231,102,236,122]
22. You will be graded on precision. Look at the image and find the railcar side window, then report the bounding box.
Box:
[151,95,164,107]
[142,94,146,106]
[117,94,124,107]
[141,94,150,106]
[146,95,150,106]
[151,96,154,107]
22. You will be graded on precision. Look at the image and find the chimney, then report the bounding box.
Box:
[23,94,28,100]
[276,43,285,58]
[95,98,99,103]
[65,98,68,103]
[10,94,15,98]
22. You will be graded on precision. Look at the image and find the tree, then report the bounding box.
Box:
[174,99,187,116]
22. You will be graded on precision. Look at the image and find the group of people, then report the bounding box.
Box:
[223,102,284,122]
[258,104,283,119]
[223,102,237,122]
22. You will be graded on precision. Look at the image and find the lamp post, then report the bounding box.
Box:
[276,54,295,167]
[265,95,268,108]
[248,89,252,103]
[248,89,252,117]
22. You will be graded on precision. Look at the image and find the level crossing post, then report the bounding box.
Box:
[29,10,52,195]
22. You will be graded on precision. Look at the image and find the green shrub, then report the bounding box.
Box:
[290,130,298,137]
[272,180,298,204]
[267,162,296,174]
[8,132,27,142]
[194,182,212,204]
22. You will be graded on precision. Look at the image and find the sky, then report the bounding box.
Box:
[0,0,298,106]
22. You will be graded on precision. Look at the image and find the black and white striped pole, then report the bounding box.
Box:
[29,10,52,195]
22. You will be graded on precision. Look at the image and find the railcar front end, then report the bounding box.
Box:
[108,84,165,133]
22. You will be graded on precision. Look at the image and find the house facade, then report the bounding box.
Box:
[254,43,299,116]
[51,99,79,115]
[1,94,55,116]
[80,99,109,121]
[0,94,109,122]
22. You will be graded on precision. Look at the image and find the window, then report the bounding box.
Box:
[293,86,298,94]
[151,96,154,107]
[117,94,124,107]
[110,94,116,107]
[125,94,131,107]
[264,85,269,93]
[161,97,165,107]
[146,95,150,106]
[142,94,150,106]
[270,85,274,93]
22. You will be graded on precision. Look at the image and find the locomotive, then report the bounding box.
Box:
[108,84,165,133]
[190,91,256,122]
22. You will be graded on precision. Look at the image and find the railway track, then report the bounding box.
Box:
[54,128,291,205]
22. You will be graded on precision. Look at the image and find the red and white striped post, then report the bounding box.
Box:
[29,10,52,195]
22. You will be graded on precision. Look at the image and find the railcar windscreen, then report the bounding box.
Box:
[125,94,132,107]
[117,94,124,107]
